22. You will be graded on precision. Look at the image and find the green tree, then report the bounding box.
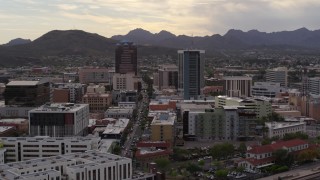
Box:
[261,138,272,145]
[273,149,294,166]
[186,163,202,175]
[282,132,308,141]
[198,159,205,167]
[112,144,121,155]
[209,143,235,160]
[238,142,247,155]
[215,169,228,179]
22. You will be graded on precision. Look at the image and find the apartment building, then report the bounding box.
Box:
[150,113,176,146]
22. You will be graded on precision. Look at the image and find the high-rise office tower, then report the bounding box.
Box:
[178,50,205,100]
[266,67,288,87]
[115,41,137,75]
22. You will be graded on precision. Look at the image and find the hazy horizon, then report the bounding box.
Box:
[1,0,320,44]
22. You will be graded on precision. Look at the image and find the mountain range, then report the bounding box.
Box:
[112,27,320,50]
[0,27,320,66]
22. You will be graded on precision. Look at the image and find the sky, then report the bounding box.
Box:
[1,0,320,44]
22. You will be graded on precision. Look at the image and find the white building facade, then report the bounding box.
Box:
[265,122,306,138]
[251,82,286,98]
[1,137,100,163]
[0,151,132,180]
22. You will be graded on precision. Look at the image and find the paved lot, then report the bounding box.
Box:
[258,161,320,180]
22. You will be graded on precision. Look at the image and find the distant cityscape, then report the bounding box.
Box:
[1,29,320,180]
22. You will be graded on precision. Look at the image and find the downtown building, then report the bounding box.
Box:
[1,79,51,118]
[251,82,286,98]
[29,103,89,137]
[178,50,205,100]
[307,77,320,95]
[4,79,50,107]
[82,84,112,113]
[78,67,114,84]
[115,41,138,75]
[223,76,252,97]
[154,64,178,90]
[52,83,86,103]
[266,67,288,87]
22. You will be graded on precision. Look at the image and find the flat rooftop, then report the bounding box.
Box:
[0,136,99,143]
[30,103,88,113]
[6,81,40,86]
[151,113,175,125]
[105,107,132,114]
[265,122,305,129]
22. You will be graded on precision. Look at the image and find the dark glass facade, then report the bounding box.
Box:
[29,113,74,137]
[115,41,137,75]
[4,82,50,107]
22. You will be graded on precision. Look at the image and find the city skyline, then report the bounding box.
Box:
[1,0,320,44]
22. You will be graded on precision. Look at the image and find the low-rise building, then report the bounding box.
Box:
[101,118,130,140]
[0,151,132,180]
[251,82,286,98]
[135,141,172,169]
[265,122,306,139]
[0,126,15,137]
[105,107,133,119]
[239,139,308,170]
[118,102,136,109]
[0,118,28,132]
[149,99,176,111]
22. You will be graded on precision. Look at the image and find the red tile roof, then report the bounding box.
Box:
[244,157,275,166]
[247,139,308,154]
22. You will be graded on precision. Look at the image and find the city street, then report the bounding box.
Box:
[121,87,148,157]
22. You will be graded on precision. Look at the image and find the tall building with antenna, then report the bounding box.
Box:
[178,50,205,100]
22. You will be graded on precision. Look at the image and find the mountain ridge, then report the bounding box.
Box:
[1,27,320,67]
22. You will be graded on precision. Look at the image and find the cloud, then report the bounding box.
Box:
[56,4,78,11]
[1,0,320,43]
